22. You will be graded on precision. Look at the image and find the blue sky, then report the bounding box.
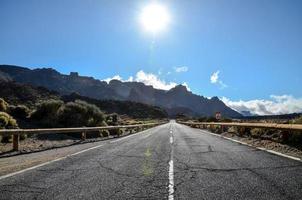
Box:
[0,0,302,114]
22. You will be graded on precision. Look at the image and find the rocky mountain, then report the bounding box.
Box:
[0,80,60,108]
[0,81,167,119]
[0,65,242,118]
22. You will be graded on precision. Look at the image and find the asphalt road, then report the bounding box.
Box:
[0,121,301,200]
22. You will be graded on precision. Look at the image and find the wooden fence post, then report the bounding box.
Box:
[81,131,86,140]
[13,134,19,151]
[220,125,227,133]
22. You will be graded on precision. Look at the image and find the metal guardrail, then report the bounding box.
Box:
[178,121,302,131]
[0,122,166,151]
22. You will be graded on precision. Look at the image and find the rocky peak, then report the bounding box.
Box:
[169,85,188,93]
[211,96,220,102]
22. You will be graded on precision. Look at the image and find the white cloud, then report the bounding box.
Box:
[135,70,177,90]
[221,95,302,115]
[210,70,227,89]
[102,70,191,91]
[182,82,191,91]
[126,76,133,82]
[174,66,188,73]
[103,75,122,83]
[210,71,219,83]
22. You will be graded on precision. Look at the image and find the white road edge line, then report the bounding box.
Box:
[199,129,302,162]
[0,144,104,181]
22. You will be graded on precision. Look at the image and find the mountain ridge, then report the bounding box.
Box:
[0,65,242,118]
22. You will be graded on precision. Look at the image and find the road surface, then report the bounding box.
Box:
[0,121,301,199]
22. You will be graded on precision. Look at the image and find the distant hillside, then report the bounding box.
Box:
[0,65,242,118]
[0,81,59,108]
[0,81,167,119]
[62,93,167,119]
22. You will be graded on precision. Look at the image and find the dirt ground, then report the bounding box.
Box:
[0,133,120,157]
[220,132,302,159]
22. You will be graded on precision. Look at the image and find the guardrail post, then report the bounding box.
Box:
[13,134,19,151]
[118,128,121,137]
[221,125,226,133]
[81,131,86,140]
[281,131,290,142]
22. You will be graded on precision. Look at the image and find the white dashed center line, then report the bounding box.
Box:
[168,128,174,200]
[168,160,174,200]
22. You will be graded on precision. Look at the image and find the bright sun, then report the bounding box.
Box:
[140,3,170,34]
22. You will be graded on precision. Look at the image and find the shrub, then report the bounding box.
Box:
[30,100,64,127]
[206,117,218,122]
[0,112,18,143]
[106,113,120,126]
[8,105,30,119]
[227,126,250,137]
[293,116,302,124]
[287,131,302,144]
[0,113,8,128]
[206,124,221,133]
[227,126,237,133]
[237,127,251,137]
[109,128,122,136]
[0,112,18,129]
[20,133,28,140]
[250,128,265,138]
[101,130,110,137]
[198,117,207,122]
[58,100,105,127]
[220,118,233,122]
[0,98,9,112]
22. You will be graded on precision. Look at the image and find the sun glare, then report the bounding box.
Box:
[140,3,170,34]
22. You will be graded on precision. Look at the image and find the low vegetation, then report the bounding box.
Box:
[197,116,233,123]
[0,111,18,129]
[58,100,105,127]
[30,100,106,128]
[0,116,17,143]
[0,95,164,144]
[8,105,30,119]
[63,93,168,119]
[0,81,166,150]
[0,98,9,112]
[292,116,302,124]
[182,115,302,149]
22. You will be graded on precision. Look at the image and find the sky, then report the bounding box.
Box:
[0,0,302,115]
